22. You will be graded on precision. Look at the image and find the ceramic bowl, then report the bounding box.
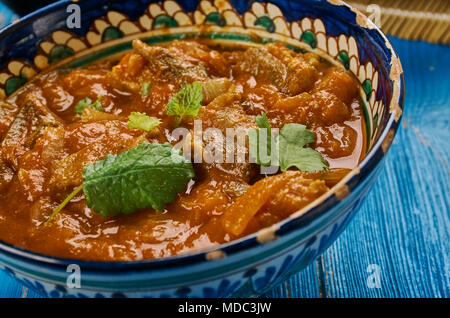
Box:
[0,0,404,297]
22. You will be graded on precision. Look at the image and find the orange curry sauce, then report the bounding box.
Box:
[0,40,365,260]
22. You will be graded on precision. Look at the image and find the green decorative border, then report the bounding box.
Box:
[0,0,388,147]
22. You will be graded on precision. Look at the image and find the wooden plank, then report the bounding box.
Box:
[320,131,449,297]
[0,271,43,298]
[262,263,320,298]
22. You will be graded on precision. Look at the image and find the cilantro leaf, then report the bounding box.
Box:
[127,112,161,132]
[82,142,195,217]
[166,82,203,126]
[255,111,271,129]
[249,112,328,172]
[248,112,276,166]
[141,82,152,97]
[74,96,104,115]
[278,123,328,172]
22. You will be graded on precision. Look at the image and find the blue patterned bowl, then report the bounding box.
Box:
[0,0,404,297]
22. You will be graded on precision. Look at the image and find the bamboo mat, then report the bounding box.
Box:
[347,0,450,44]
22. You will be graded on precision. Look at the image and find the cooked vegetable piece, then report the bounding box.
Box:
[127,112,161,132]
[141,82,152,96]
[244,172,329,232]
[282,56,318,95]
[80,107,121,122]
[221,173,288,236]
[314,68,358,104]
[261,176,328,217]
[201,78,231,104]
[221,171,330,236]
[296,168,352,187]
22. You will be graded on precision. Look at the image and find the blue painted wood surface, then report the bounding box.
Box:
[0,5,448,297]
[264,37,450,298]
[0,2,17,28]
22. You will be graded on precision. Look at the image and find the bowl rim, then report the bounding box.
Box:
[0,0,404,272]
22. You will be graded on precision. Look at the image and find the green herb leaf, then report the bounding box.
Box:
[248,112,276,166]
[166,81,203,126]
[82,142,194,217]
[141,82,152,97]
[277,123,328,172]
[127,112,161,132]
[74,96,104,115]
[249,112,328,172]
[255,111,271,129]
[44,184,83,226]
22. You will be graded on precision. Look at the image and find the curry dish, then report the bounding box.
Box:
[0,39,365,260]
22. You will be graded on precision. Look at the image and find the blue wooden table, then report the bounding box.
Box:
[0,3,448,298]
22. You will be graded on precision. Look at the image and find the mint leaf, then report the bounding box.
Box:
[74,96,104,115]
[82,142,194,217]
[249,112,328,172]
[127,112,161,132]
[166,81,203,126]
[141,82,152,97]
[278,123,328,172]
